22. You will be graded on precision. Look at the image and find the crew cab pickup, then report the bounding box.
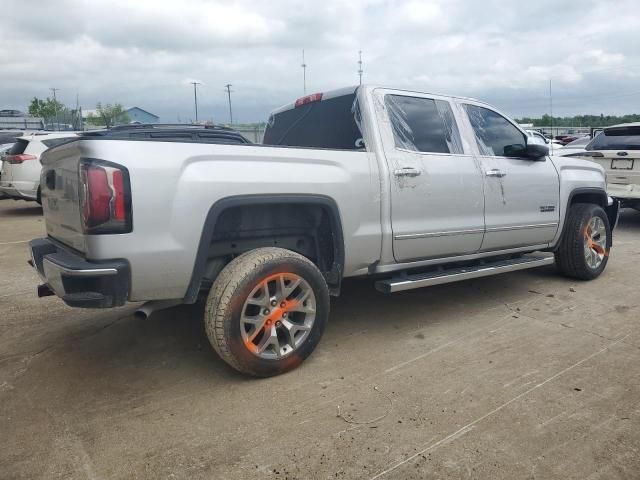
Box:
[30,86,619,376]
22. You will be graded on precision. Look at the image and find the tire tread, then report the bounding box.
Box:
[555,203,610,280]
[204,247,325,376]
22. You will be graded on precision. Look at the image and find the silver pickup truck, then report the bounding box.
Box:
[30,85,619,376]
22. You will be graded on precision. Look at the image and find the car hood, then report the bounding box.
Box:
[549,154,605,176]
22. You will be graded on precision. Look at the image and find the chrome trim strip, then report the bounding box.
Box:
[394,228,485,240]
[43,257,118,277]
[377,256,555,293]
[395,223,557,240]
[486,223,558,233]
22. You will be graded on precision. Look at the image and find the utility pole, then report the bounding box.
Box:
[190,81,201,123]
[358,50,363,85]
[549,79,553,139]
[301,49,307,94]
[50,87,60,131]
[225,84,233,124]
[75,92,81,131]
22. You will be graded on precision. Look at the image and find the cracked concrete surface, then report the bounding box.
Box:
[1,200,639,479]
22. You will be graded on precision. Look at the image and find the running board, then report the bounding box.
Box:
[375,255,555,294]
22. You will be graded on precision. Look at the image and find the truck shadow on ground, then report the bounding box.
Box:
[0,201,42,217]
[33,265,562,394]
[617,208,640,229]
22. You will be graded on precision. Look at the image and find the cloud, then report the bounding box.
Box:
[1,0,639,122]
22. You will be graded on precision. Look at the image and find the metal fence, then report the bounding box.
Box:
[233,126,265,143]
[528,126,600,138]
[0,117,45,130]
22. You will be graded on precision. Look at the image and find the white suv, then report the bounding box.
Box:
[0,132,77,203]
[564,123,640,209]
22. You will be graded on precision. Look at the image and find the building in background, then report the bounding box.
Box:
[83,106,159,127]
[124,107,159,124]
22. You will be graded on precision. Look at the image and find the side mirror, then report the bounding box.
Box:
[525,141,549,160]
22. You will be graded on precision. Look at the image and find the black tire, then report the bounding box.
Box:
[36,187,42,205]
[204,247,329,377]
[555,203,611,280]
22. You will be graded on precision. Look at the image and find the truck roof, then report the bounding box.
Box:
[269,85,483,117]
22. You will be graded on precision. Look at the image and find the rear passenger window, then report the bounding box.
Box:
[385,95,463,154]
[464,105,527,157]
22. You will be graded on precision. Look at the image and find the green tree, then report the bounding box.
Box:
[28,97,67,122]
[87,102,130,128]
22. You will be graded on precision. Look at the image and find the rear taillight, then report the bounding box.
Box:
[565,151,604,158]
[79,160,132,234]
[294,92,323,108]
[6,154,37,164]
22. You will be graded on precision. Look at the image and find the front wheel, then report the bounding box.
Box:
[204,247,329,377]
[555,203,611,280]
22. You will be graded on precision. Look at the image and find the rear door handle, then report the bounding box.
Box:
[485,169,507,178]
[394,167,421,177]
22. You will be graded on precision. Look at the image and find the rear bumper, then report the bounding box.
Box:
[0,181,38,200]
[29,238,130,308]
[607,175,640,201]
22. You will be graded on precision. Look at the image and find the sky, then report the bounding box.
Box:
[2,0,640,123]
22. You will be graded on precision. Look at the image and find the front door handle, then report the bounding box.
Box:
[485,169,507,178]
[394,167,421,177]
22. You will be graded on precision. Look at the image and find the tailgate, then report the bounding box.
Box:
[40,141,87,253]
[597,150,640,178]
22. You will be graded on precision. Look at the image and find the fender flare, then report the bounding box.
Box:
[554,187,617,251]
[183,194,345,303]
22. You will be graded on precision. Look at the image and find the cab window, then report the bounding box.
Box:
[385,95,463,154]
[464,104,527,157]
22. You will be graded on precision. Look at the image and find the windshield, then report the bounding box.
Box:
[8,139,28,155]
[588,128,640,151]
[564,136,590,147]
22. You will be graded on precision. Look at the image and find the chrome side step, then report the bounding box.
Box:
[375,255,555,294]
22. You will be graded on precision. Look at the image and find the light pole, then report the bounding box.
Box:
[358,50,363,85]
[190,81,201,123]
[225,84,233,124]
[50,87,60,131]
[301,49,307,94]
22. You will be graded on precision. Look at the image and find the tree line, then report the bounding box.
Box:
[28,97,129,127]
[515,113,640,127]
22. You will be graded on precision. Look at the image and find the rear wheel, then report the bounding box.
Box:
[555,203,611,280]
[204,247,329,377]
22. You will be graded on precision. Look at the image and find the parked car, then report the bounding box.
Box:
[526,129,562,154]
[0,142,13,160]
[30,86,618,376]
[0,132,77,203]
[0,142,14,198]
[564,123,640,209]
[0,109,26,117]
[0,130,25,145]
[554,136,593,157]
[44,123,75,131]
